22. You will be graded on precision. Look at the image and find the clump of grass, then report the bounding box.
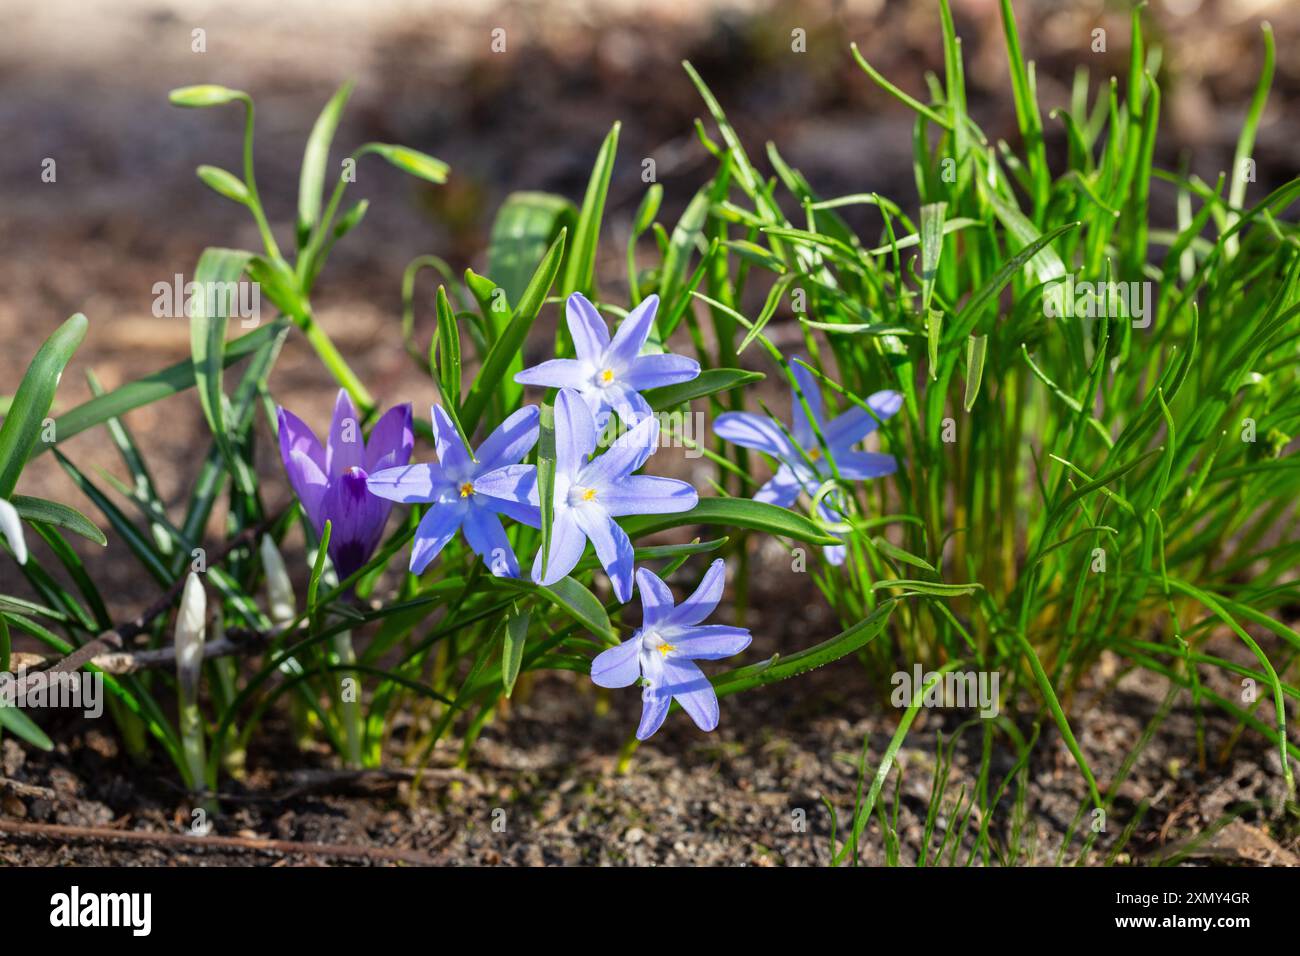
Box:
[685,0,1297,831]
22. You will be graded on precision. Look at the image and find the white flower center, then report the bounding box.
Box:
[567,485,598,506]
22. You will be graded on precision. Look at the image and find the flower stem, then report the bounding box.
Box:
[333,629,364,769]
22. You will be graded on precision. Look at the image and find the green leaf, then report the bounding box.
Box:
[918,201,947,315]
[433,286,463,408]
[537,403,556,579]
[41,321,286,455]
[622,497,841,546]
[298,80,354,243]
[871,579,983,596]
[486,193,576,307]
[560,122,620,298]
[169,84,246,108]
[644,368,764,411]
[359,143,449,184]
[963,334,988,412]
[189,248,255,495]
[196,165,250,205]
[501,609,530,697]
[460,229,567,434]
[539,577,613,642]
[0,313,88,497]
[11,495,106,547]
[870,536,935,573]
[307,520,333,616]
[0,695,55,751]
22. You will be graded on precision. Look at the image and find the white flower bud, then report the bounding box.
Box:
[0,498,28,565]
[260,535,296,624]
[175,572,207,697]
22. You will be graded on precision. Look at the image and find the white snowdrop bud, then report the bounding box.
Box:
[0,499,28,565]
[260,535,296,623]
[175,572,207,697]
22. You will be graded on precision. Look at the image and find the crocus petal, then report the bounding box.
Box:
[753,464,801,507]
[789,361,824,449]
[671,624,752,660]
[565,293,611,363]
[597,476,698,517]
[409,501,466,575]
[635,567,676,629]
[365,403,414,473]
[636,687,672,740]
[326,390,365,477]
[514,358,590,390]
[366,462,451,504]
[472,463,541,525]
[321,467,390,579]
[579,415,658,489]
[573,506,635,603]
[532,509,587,586]
[713,411,795,459]
[620,352,700,391]
[0,498,28,565]
[834,451,898,481]
[474,405,540,474]
[461,507,520,578]
[285,448,330,530]
[553,388,598,477]
[590,637,642,689]
[605,294,659,368]
[663,658,719,732]
[671,558,726,627]
[276,407,326,476]
[823,390,904,447]
[430,404,473,477]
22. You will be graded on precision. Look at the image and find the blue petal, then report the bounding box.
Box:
[605,294,659,368]
[670,558,726,627]
[553,388,598,478]
[598,476,697,517]
[663,658,719,732]
[573,506,635,603]
[565,293,610,363]
[514,358,590,390]
[579,415,658,490]
[636,687,672,740]
[431,404,473,477]
[590,637,641,689]
[531,509,587,586]
[753,464,801,507]
[671,624,751,660]
[409,501,466,575]
[620,352,700,391]
[472,463,540,525]
[789,360,823,449]
[366,463,450,504]
[461,506,520,578]
[474,405,540,474]
[635,567,676,629]
[713,411,795,459]
[824,389,904,447]
[835,451,898,481]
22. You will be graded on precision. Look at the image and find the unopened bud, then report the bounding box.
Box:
[260,535,296,623]
[175,572,207,698]
[0,498,28,565]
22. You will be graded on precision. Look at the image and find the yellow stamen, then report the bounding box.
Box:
[807,446,822,462]
[600,368,615,384]
[657,642,676,657]
[582,487,598,501]
[459,482,475,498]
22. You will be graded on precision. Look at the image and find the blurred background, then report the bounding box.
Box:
[0,0,1295,603]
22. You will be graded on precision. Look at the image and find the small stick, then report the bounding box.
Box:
[0,818,437,866]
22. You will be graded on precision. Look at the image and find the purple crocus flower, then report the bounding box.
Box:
[479,387,696,602]
[277,389,413,581]
[514,292,699,428]
[590,560,751,739]
[366,404,541,578]
[714,362,902,564]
